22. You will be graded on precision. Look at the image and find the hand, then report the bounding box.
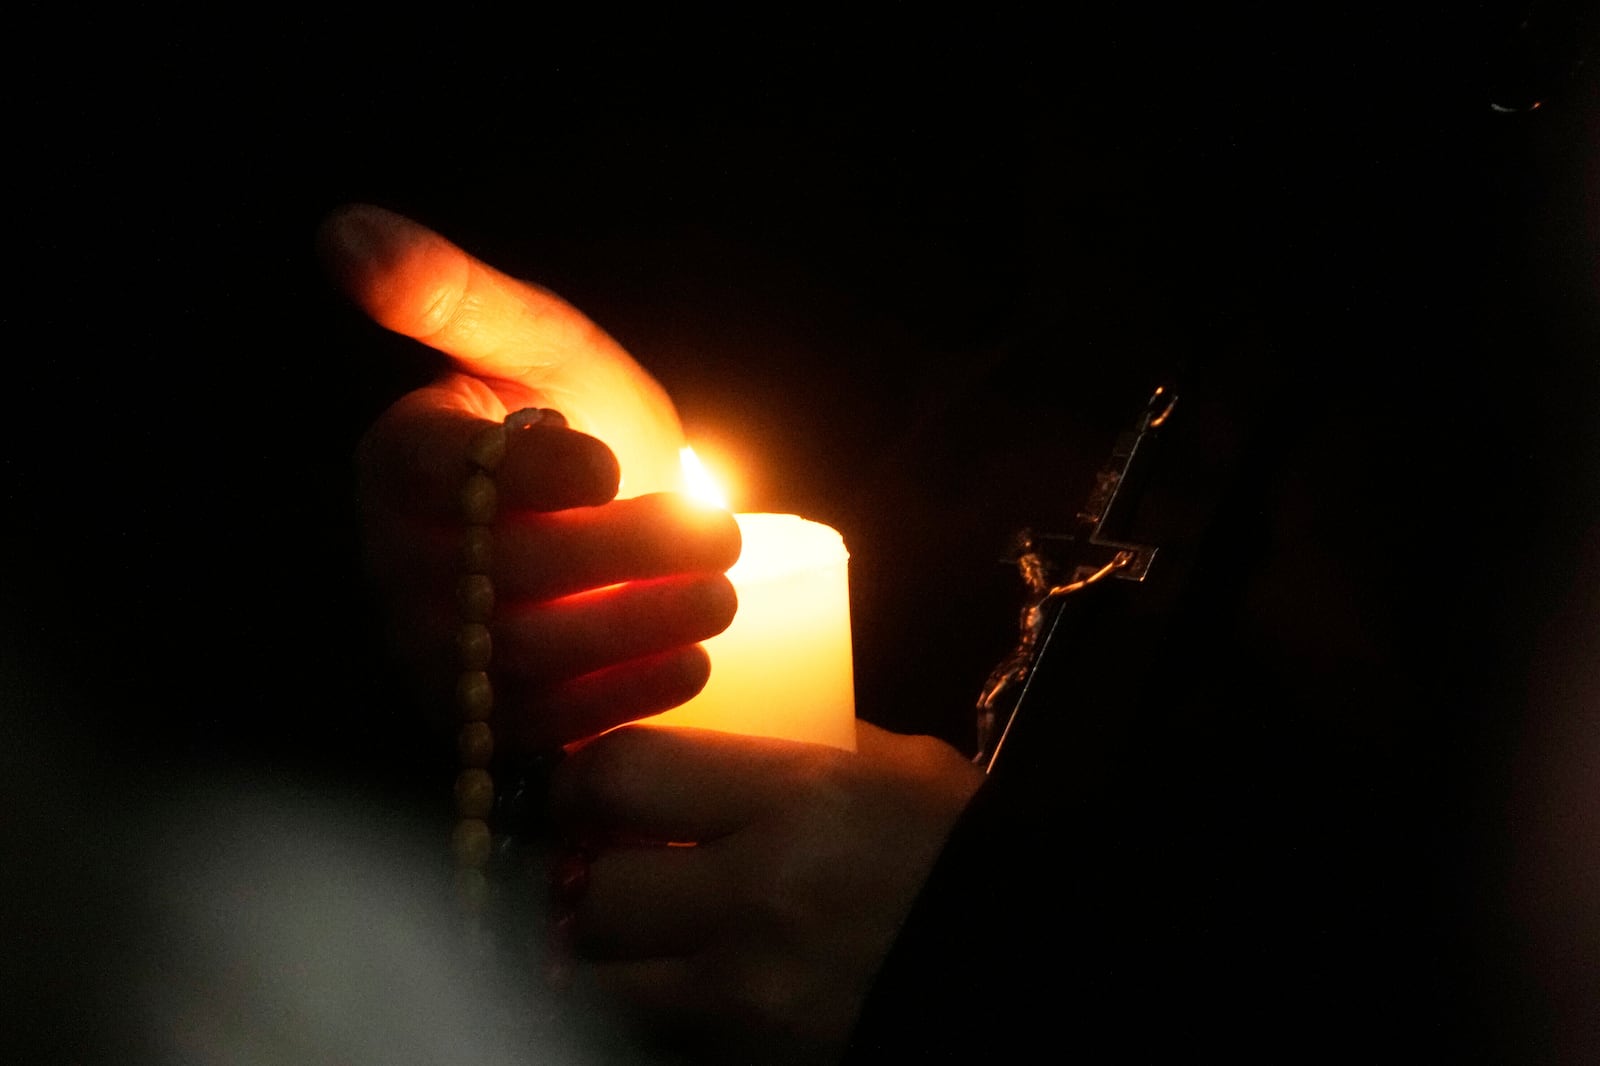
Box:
[321,205,741,750]
[547,721,985,1064]
[320,204,686,496]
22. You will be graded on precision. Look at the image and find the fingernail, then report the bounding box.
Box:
[316,203,399,265]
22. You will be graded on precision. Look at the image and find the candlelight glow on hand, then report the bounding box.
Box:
[644,449,857,751]
[680,446,729,509]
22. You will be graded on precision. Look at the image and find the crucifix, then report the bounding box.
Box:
[974,383,1179,772]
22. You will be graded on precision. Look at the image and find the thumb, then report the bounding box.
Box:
[318,203,685,496]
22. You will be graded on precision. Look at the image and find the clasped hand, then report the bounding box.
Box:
[548,722,982,1063]
[322,204,739,751]
[325,206,983,1063]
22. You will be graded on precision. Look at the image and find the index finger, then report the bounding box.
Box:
[319,203,685,496]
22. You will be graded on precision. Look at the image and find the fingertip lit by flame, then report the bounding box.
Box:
[680,446,729,510]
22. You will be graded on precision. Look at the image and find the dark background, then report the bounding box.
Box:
[3,6,1598,1059]
[11,6,1591,757]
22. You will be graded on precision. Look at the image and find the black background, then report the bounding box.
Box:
[3,5,1598,1058]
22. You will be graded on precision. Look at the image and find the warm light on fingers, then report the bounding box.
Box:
[679,447,730,511]
[319,205,687,498]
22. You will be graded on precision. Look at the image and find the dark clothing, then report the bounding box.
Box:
[836,16,1600,1058]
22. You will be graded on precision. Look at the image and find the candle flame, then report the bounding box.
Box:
[680,446,729,510]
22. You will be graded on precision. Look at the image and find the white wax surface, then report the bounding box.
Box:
[643,513,856,751]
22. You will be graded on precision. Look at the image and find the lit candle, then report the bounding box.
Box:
[640,451,857,751]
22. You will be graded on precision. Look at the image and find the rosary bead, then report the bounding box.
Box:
[460,525,492,573]
[466,423,508,472]
[456,671,494,721]
[505,407,566,431]
[455,768,495,819]
[452,818,492,868]
[454,866,489,913]
[457,623,493,670]
[460,471,497,525]
[457,574,495,622]
[457,721,494,767]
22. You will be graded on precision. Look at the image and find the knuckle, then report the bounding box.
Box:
[412,280,475,342]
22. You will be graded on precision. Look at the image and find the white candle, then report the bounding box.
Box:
[641,453,856,750]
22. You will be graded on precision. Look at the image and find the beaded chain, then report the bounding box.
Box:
[450,406,564,947]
